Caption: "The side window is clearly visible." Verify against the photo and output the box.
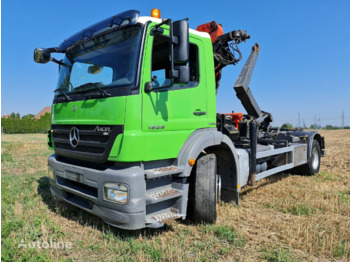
[151,34,199,89]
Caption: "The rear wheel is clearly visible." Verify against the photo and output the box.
[298,140,321,175]
[194,154,218,223]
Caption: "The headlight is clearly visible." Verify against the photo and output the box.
[103,183,129,204]
[48,166,54,180]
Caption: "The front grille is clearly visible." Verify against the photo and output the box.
[57,176,98,198]
[64,191,93,210]
[52,124,123,163]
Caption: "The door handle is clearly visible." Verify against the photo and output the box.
[193,111,206,116]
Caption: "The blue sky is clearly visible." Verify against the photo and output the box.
[2,0,350,127]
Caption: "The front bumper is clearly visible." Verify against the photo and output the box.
[48,154,146,230]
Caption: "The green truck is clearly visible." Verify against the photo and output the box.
[34,9,325,230]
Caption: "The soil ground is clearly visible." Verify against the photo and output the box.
[1,130,349,261]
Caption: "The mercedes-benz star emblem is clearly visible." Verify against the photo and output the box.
[69,127,80,148]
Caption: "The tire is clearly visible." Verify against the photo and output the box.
[194,154,218,223]
[298,140,321,176]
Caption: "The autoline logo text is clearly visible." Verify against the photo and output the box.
[18,239,72,249]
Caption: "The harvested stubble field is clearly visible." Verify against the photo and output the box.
[1,130,349,261]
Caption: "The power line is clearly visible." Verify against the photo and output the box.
[273,117,350,122]
[297,112,301,128]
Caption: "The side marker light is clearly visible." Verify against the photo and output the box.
[189,158,195,166]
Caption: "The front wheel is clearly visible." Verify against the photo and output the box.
[194,154,218,223]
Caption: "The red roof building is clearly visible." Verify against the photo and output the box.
[34,106,51,119]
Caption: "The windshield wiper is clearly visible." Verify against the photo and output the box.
[74,82,103,91]
[91,85,111,98]
[54,89,72,102]
[73,82,111,99]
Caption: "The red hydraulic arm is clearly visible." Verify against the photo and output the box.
[196,21,250,91]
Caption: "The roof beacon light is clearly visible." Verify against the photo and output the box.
[151,9,161,19]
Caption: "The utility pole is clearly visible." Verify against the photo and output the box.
[297,112,301,128]
[319,113,321,129]
[342,110,344,129]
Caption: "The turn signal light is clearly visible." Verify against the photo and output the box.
[151,9,161,19]
[48,166,54,180]
[189,158,195,166]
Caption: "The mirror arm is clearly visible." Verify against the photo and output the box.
[154,19,171,29]
[47,47,61,53]
[169,19,175,85]
[50,58,70,68]
[150,27,164,35]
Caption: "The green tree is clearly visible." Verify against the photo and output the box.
[9,112,20,118]
[310,124,321,130]
[281,123,293,129]
[2,113,51,134]
[22,114,35,119]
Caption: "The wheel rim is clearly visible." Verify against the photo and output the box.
[216,174,221,203]
[311,147,319,170]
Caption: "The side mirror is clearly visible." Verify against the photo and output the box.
[144,81,153,93]
[34,48,51,63]
[173,20,189,63]
[173,65,189,84]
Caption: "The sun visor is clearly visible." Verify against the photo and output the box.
[59,10,140,51]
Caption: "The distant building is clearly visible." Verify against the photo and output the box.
[34,106,51,119]
[2,114,9,119]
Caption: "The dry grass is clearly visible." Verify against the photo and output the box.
[1,131,350,261]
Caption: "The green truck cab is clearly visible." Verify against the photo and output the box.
[35,10,325,230]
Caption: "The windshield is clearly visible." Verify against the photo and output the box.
[55,24,143,101]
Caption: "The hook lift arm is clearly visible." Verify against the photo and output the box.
[197,22,273,129]
[233,43,273,129]
[212,30,272,129]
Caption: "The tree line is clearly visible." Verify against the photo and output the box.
[2,113,51,134]
[2,115,349,134]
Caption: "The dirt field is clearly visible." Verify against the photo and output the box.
[1,130,349,261]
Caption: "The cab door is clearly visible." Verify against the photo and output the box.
[140,26,210,160]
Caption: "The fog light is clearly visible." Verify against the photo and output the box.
[48,166,54,180]
[103,183,129,204]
